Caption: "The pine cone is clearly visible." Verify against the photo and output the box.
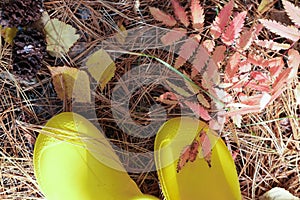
[12,28,46,79]
[0,0,44,28]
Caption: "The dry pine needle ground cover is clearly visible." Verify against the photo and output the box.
[1,0,300,199]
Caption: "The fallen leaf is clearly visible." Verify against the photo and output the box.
[259,187,299,200]
[190,0,205,30]
[48,66,91,103]
[116,24,128,44]
[160,28,187,45]
[1,26,18,44]
[44,18,80,57]
[149,7,177,27]
[86,49,116,91]
[175,36,199,68]
[255,39,290,51]
[171,0,189,27]
[282,0,300,27]
[184,101,211,121]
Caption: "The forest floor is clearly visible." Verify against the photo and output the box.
[0,0,300,199]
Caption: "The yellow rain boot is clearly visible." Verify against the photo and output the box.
[154,117,242,200]
[33,112,158,200]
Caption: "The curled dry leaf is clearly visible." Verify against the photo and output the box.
[48,66,91,103]
[86,49,116,91]
[44,18,80,57]
[259,187,299,200]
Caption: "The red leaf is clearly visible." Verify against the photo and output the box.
[175,36,199,68]
[267,57,284,77]
[225,52,241,80]
[171,0,189,27]
[192,45,210,76]
[272,68,292,92]
[160,28,187,45]
[149,7,177,27]
[190,0,205,30]
[255,39,290,51]
[246,82,271,92]
[198,130,212,167]
[177,145,193,172]
[212,45,226,67]
[221,11,247,46]
[210,0,234,39]
[237,24,263,50]
[259,19,300,42]
[184,101,212,121]
[282,0,300,27]
[156,92,179,105]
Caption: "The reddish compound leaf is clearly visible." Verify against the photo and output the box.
[267,57,284,77]
[225,52,241,80]
[210,0,234,39]
[175,36,199,68]
[161,28,187,45]
[221,11,247,46]
[149,7,177,27]
[212,45,226,67]
[191,45,210,76]
[259,19,300,42]
[190,0,205,30]
[255,39,290,51]
[199,130,212,167]
[237,24,263,50]
[171,0,189,27]
[184,101,212,121]
[282,0,300,27]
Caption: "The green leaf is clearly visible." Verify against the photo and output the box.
[86,49,116,91]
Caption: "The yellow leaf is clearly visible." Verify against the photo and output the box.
[48,66,91,103]
[1,26,18,44]
[116,24,128,44]
[86,49,116,91]
[44,18,79,57]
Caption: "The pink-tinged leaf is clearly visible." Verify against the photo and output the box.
[215,88,233,103]
[267,57,284,77]
[177,145,193,172]
[237,24,263,50]
[184,101,212,121]
[247,54,265,67]
[161,28,187,45]
[259,19,300,41]
[225,52,241,79]
[239,60,252,73]
[149,7,177,26]
[246,82,271,92]
[191,45,210,76]
[156,92,179,105]
[295,84,300,105]
[190,0,205,30]
[282,0,300,27]
[240,93,271,110]
[255,39,290,51]
[287,49,300,80]
[272,68,292,92]
[202,39,215,52]
[250,71,270,83]
[210,0,234,39]
[175,36,199,68]
[231,113,242,128]
[221,11,247,46]
[171,0,189,27]
[198,130,212,167]
[212,45,226,68]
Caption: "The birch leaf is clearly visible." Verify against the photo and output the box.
[44,18,80,57]
[86,49,116,91]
